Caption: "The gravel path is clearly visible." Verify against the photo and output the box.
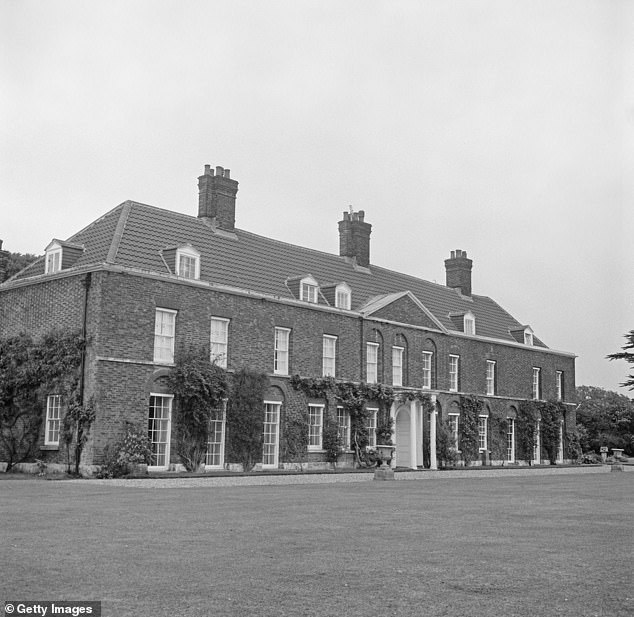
[55,464,629,489]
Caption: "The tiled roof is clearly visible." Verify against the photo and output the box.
[8,200,547,348]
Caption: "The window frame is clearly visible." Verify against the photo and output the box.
[486,360,496,396]
[45,245,62,274]
[262,401,281,468]
[175,245,201,280]
[556,371,563,401]
[478,415,488,452]
[300,276,319,303]
[274,327,290,375]
[308,404,324,451]
[366,342,379,384]
[449,354,460,392]
[392,346,404,387]
[506,417,515,463]
[334,283,351,310]
[153,308,177,364]
[45,394,62,446]
[337,406,351,451]
[532,367,541,400]
[322,335,337,377]
[448,413,459,450]
[148,393,173,470]
[205,407,226,469]
[464,312,476,336]
[366,408,378,448]
[421,351,433,390]
[210,317,230,368]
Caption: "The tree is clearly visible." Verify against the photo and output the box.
[607,330,634,390]
[168,347,228,472]
[575,385,634,455]
[1,252,40,282]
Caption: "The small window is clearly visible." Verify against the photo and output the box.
[308,404,324,450]
[478,415,488,452]
[45,243,62,274]
[323,335,337,377]
[335,284,351,310]
[176,246,200,280]
[524,328,534,346]
[274,328,290,375]
[210,317,229,368]
[449,355,460,392]
[486,360,496,396]
[422,351,433,389]
[366,408,378,448]
[154,309,176,364]
[366,342,379,384]
[392,346,404,387]
[300,277,319,303]
[532,367,541,400]
[337,406,350,450]
[45,394,62,446]
[464,312,476,336]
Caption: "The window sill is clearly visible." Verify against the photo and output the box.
[40,444,59,451]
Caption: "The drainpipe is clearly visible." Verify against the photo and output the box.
[75,272,92,474]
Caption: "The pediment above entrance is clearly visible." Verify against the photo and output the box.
[360,291,446,331]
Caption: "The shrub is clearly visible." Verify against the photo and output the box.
[95,426,152,479]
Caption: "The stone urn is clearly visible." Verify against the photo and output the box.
[375,444,396,468]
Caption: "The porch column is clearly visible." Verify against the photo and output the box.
[409,399,418,469]
[429,394,438,470]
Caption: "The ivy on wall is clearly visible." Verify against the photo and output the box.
[168,347,229,472]
[0,331,87,472]
[458,395,482,466]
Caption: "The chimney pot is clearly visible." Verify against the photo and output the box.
[198,165,239,230]
[339,209,372,267]
[445,249,473,296]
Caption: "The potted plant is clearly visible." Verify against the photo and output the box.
[375,416,395,468]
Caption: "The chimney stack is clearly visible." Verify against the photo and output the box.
[445,249,473,296]
[338,209,372,268]
[198,165,239,230]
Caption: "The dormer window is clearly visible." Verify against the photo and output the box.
[176,245,200,280]
[300,276,319,303]
[464,312,476,336]
[335,283,351,310]
[45,243,62,274]
[524,327,534,346]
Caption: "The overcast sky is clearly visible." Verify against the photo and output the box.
[1,0,632,395]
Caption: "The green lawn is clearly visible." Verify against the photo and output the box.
[0,473,632,617]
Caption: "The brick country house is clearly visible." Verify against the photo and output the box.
[0,165,576,472]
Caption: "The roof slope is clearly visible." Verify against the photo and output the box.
[9,201,546,347]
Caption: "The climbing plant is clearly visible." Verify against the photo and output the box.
[225,368,270,472]
[458,395,482,465]
[168,347,229,472]
[516,402,539,464]
[0,331,86,472]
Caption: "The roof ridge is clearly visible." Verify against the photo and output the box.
[106,201,133,264]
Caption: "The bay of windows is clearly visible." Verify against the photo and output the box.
[486,360,496,396]
[337,406,350,450]
[478,415,488,452]
[532,367,541,400]
[366,408,378,448]
[148,394,172,469]
[262,402,281,467]
[448,413,459,450]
